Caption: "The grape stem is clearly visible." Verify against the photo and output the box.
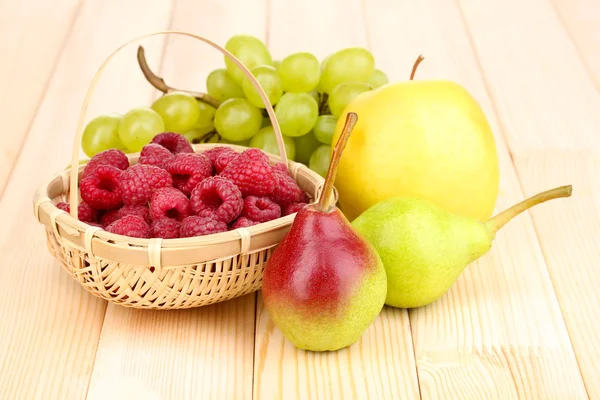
[410,55,425,80]
[137,46,221,108]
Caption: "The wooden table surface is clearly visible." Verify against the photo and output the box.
[1,0,599,399]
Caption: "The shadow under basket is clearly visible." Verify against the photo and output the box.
[34,144,331,309]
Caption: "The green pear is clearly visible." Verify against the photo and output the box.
[351,185,572,308]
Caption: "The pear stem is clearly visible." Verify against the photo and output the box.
[316,112,359,212]
[410,55,425,80]
[137,46,221,108]
[484,185,573,235]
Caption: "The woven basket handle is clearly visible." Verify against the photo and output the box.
[69,30,286,218]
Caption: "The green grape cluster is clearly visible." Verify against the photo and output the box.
[81,34,389,178]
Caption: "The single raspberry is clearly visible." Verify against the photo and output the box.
[202,147,236,167]
[214,151,239,173]
[119,164,173,205]
[220,149,276,197]
[56,201,99,223]
[190,176,243,223]
[149,187,191,222]
[118,204,151,224]
[151,132,193,154]
[105,215,151,238]
[82,149,129,179]
[230,217,259,229]
[166,153,212,196]
[139,143,174,169]
[80,165,123,210]
[271,163,307,206]
[99,209,120,227]
[241,196,281,222]
[180,216,227,237]
[150,218,181,239]
[284,202,307,216]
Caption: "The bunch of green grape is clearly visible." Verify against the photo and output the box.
[81,34,388,177]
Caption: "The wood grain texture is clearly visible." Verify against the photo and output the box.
[458,0,600,397]
[86,1,266,399]
[0,1,173,398]
[0,0,81,197]
[551,0,600,89]
[366,0,587,398]
[253,1,420,399]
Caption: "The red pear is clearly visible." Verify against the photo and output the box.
[262,113,387,352]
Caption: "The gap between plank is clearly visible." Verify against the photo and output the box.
[452,1,592,398]
[81,3,177,399]
[0,0,85,203]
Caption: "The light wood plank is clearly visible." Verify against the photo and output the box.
[514,154,600,398]
[551,0,600,88]
[87,295,256,400]
[86,1,266,399]
[253,1,420,399]
[0,0,81,197]
[456,0,600,155]
[366,0,588,398]
[458,0,600,397]
[0,1,173,398]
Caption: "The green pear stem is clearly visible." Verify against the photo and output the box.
[316,112,359,213]
[484,185,573,235]
[410,55,425,80]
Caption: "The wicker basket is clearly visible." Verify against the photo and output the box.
[32,31,332,310]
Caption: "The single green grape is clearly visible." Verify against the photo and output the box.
[313,115,338,144]
[320,48,375,93]
[224,34,273,84]
[81,113,127,157]
[279,52,320,93]
[294,131,321,165]
[151,92,200,133]
[328,82,372,117]
[309,145,331,177]
[368,69,389,88]
[118,107,165,152]
[214,98,262,142]
[274,93,319,137]
[206,69,245,102]
[250,126,296,160]
[193,101,216,131]
[242,65,283,108]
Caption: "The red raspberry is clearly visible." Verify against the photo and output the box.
[106,215,151,238]
[139,143,174,169]
[150,218,181,239]
[150,187,191,222]
[231,217,259,229]
[99,209,120,227]
[180,216,227,237]
[220,149,276,197]
[214,151,239,173]
[80,165,123,210]
[82,149,129,179]
[284,202,307,216]
[118,204,151,223]
[119,164,173,205]
[56,201,99,223]
[151,132,193,154]
[241,196,281,223]
[271,163,308,206]
[190,176,243,223]
[203,147,236,167]
[166,153,212,196]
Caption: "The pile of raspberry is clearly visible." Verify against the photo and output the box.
[57,132,309,239]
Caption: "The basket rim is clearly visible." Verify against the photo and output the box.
[34,143,333,268]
